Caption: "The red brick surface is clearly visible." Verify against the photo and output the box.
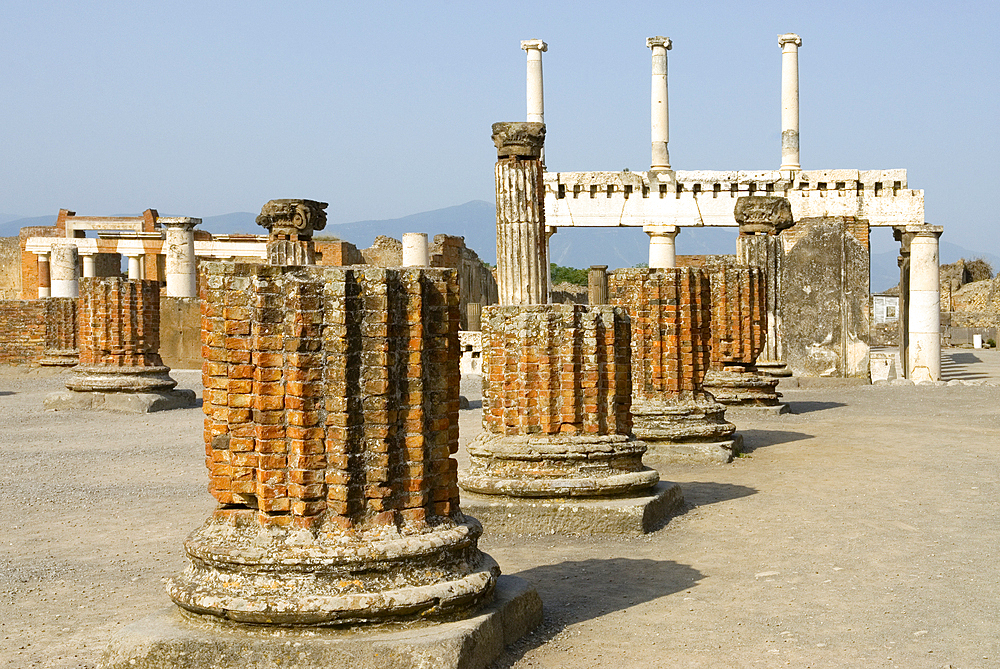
[78,278,163,368]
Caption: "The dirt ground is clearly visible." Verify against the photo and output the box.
[2,350,999,669]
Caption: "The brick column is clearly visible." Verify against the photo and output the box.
[610,268,740,463]
[702,263,782,407]
[66,278,177,392]
[38,298,79,367]
[36,252,50,298]
[168,262,498,625]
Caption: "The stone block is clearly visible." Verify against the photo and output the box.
[44,389,198,414]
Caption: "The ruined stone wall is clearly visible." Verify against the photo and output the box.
[78,278,163,367]
[480,304,631,437]
[200,263,461,530]
[315,240,364,266]
[360,235,403,267]
[0,300,48,364]
[159,297,201,369]
[0,237,22,300]
[609,268,712,399]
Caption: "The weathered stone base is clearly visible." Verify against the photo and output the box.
[44,389,197,413]
[460,481,683,535]
[755,360,793,378]
[66,365,178,392]
[38,348,79,366]
[703,367,781,407]
[632,397,741,464]
[98,575,542,669]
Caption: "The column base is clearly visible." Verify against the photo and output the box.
[44,389,197,413]
[38,348,79,367]
[632,396,742,464]
[66,365,178,392]
[460,432,659,498]
[460,480,683,536]
[97,575,542,669]
[703,367,781,406]
[754,360,793,378]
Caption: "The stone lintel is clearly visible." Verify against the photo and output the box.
[896,224,943,237]
[460,481,683,536]
[97,576,542,669]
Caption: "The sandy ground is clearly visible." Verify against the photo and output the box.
[1,350,999,669]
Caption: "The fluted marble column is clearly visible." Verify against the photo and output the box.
[588,265,608,305]
[904,225,944,382]
[647,36,672,172]
[779,33,802,172]
[493,121,549,305]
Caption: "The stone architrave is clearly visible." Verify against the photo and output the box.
[701,262,784,409]
[610,267,741,464]
[256,198,328,266]
[45,278,195,412]
[99,263,541,669]
[736,196,794,378]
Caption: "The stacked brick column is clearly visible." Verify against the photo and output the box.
[39,298,79,367]
[609,268,739,463]
[461,304,657,497]
[66,278,177,392]
[702,263,781,406]
[168,262,498,625]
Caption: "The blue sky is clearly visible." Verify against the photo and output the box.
[1,1,996,255]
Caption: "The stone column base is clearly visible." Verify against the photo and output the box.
[703,367,781,406]
[632,397,742,464]
[461,480,684,535]
[755,359,793,378]
[38,348,79,367]
[98,575,542,669]
[44,389,197,414]
[460,433,659,498]
[66,365,178,392]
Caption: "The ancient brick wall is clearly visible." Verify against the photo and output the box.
[200,263,461,530]
[609,268,712,399]
[44,298,78,353]
[0,301,47,364]
[315,240,364,266]
[480,304,631,437]
[19,225,61,300]
[78,278,163,367]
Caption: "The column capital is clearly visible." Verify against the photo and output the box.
[520,39,547,52]
[647,36,672,50]
[159,216,202,230]
[778,33,802,48]
[643,224,680,237]
[898,224,943,239]
[492,121,545,158]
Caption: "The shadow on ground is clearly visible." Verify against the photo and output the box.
[738,429,814,454]
[941,353,989,380]
[787,401,846,414]
[676,481,757,507]
[491,557,703,668]
[0,391,14,397]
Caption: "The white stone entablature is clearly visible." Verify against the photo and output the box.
[25,235,268,260]
[544,168,923,228]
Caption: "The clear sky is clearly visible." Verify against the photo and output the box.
[1,1,997,254]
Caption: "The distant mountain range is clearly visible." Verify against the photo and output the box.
[3,202,997,293]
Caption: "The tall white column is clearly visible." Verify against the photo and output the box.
[402,232,429,267]
[81,254,96,278]
[778,33,802,172]
[521,39,547,124]
[647,36,672,172]
[127,255,142,280]
[37,252,51,298]
[162,217,200,297]
[906,225,944,382]
[645,225,679,269]
[50,244,79,298]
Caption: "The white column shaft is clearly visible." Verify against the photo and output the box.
[401,232,430,267]
[526,49,544,123]
[165,225,198,297]
[648,38,671,171]
[127,255,142,280]
[908,233,941,382]
[647,227,679,269]
[49,245,79,298]
[82,255,96,278]
[779,34,802,171]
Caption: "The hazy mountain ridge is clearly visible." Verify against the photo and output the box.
[3,202,995,291]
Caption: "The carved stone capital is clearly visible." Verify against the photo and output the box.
[492,122,545,159]
[778,33,802,48]
[646,36,672,50]
[256,199,328,238]
[734,196,794,235]
[520,39,547,52]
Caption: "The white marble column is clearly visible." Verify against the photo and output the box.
[402,232,430,267]
[50,244,79,298]
[127,255,143,280]
[81,254,97,278]
[521,39,547,124]
[36,252,51,298]
[645,224,679,269]
[647,36,672,171]
[905,225,944,382]
[778,33,802,172]
[162,217,200,297]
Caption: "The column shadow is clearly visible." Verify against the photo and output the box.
[785,401,845,414]
[738,429,814,454]
[490,557,703,668]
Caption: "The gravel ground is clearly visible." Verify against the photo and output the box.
[2,350,999,669]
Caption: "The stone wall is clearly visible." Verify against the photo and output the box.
[0,237,21,300]
[360,235,403,267]
[159,297,201,369]
[0,300,47,364]
[200,262,462,529]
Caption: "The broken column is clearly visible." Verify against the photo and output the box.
[402,232,430,266]
[901,224,944,381]
[257,198,327,266]
[702,262,784,410]
[778,33,802,172]
[50,244,79,298]
[588,265,608,305]
[736,196,794,378]
[45,278,195,412]
[610,267,740,463]
[162,217,200,298]
[460,122,679,535]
